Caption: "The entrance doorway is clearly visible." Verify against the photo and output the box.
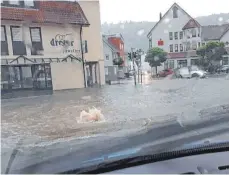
[86,62,98,87]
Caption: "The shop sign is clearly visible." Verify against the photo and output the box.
[50,34,81,54]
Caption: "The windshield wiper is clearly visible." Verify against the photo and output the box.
[61,142,229,174]
[5,139,23,174]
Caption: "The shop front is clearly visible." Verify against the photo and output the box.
[1,62,52,94]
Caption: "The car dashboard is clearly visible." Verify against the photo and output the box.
[106,151,229,174]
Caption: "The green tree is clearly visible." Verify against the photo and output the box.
[145,47,167,74]
[196,41,226,70]
[113,57,124,66]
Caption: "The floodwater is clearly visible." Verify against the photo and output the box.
[2,76,229,149]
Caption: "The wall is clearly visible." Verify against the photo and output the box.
[51,62,84,90]
[149,5,191,53]
[103,42,114,67]
[78,0,105,85]
[1,20,81,60]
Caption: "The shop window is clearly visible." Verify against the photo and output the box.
[177,60,187,68]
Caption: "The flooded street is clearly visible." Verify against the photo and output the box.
[2,76,229,149]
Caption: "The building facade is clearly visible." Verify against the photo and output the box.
[147,3,229,72]
[103,34,128,83]
[1,0,105,94]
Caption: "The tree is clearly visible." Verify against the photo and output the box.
[145,47,167,75]
[196,41,226,71]
[113,57,124,66]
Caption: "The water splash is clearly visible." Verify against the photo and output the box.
[77,107,105,123]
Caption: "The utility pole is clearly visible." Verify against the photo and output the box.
[131,48,137,86]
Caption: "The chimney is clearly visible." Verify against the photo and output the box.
[160,12,162,20]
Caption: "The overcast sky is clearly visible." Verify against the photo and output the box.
[100,0,229,24]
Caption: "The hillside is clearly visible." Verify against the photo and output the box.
[101,13,229,52]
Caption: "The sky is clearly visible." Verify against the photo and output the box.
[99,0,229,24]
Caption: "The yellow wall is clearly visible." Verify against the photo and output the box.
[78,0,105,85]
[51,61,84,90]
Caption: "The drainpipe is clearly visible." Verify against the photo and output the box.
[80,25,87,88]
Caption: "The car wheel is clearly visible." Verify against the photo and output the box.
[191,73,199,78]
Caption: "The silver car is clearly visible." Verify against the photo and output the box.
[177,66,207,78]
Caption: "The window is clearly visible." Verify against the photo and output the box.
[177,60,187,68]
[179,31,183,39]
[222,58,229,65]
[105,67,108,75]
[175,44,178,52]
[191,59,199,66]
[180,44,183,52]
[149,38,152,48]
[169,44,173,52]
[1,26,9,55]
[9,0,19,5]
[10,26,26,55]
[105,54,109,60]
[24,0,34,7]
[192,41,197,50]
[173,6,178,18]
[169,32,173,40]
[174,32,178,40]
[192,29,196,37]
[186,42,191,51]
[198,42,201,48]
[30,27,43,55]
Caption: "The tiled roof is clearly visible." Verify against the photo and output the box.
[0,1,89,25]
[182,18,201,30]
[201,24,229,41]
[102,36,119,52]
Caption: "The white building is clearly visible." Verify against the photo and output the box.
[1,0,105,95]
[147,3,229,72]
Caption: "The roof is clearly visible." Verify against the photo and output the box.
[201,24,229,41]
[182,18,201,30]
[0,1,89,25]
[147,2,193,38]
[103,33,124,42]
[102,36,119,52]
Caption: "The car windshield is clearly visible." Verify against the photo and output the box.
[1,0,229,173]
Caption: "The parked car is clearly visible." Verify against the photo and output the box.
[177,66,207,78]
[158,69,173,77]
[217,65,229,73]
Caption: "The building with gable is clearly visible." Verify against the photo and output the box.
[147,3,229,71]
[1,0,105,97]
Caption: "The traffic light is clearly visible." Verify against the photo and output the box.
[133,52,137,58]
[128,52,132,60]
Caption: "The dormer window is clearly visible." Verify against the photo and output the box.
[173,6,178,18]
